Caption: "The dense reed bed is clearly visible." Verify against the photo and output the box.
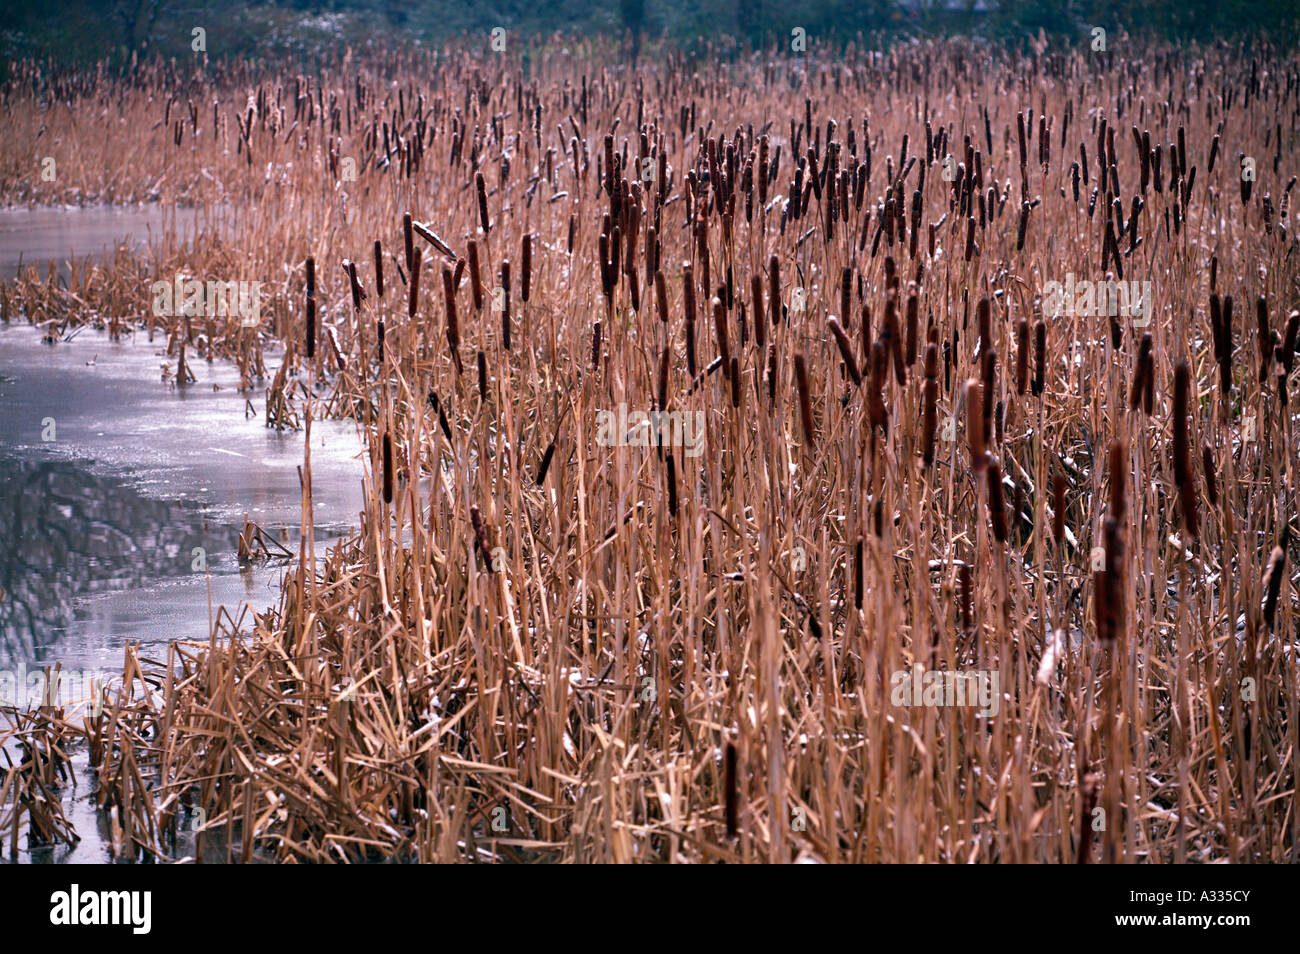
[3,34,1300,862]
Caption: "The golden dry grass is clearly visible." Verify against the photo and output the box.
[2,34,1299,862]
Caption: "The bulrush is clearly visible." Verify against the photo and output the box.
[1032,320,1046,396]
[712,296,731,378]
[987,456,1008,543]
[840,267,852,329]
[965,379,985,471]
[24,38,1300,867]
[867,340,888,433]
[922,342,939,466]
[413,221,455,260]
[1257,295,1271,383]
[344,259,364,311]
[521,233,533,304]
[476,172,491,234]
[382,430,393,504]
[683,264,698,376]
[981,349,996,448]
[1283,310,1300,375]
[1172,362,1199,539]
[537,436,557,486]
[599,232,613,301]
[905,291,919,366]
[794,352,816,449]
[304,256,316,360]
[829,318,861,386]
[977,297,991,354]
[1130,333,1153,412]
[1094,439,1128,642]
[750,273,766,351]
[441,264,462,374]
[466,240,483,313]
[1262,545,1287,630]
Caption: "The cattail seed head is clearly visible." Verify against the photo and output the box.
[467,240,483,312]
[922,343,940,466]
[1263,545,1287,630]
[537,434,557,486]
[794,352,816,449]
[1032,320,1046,396]
[1130,333,1153,411]
[441,265,461,373]
[683,265,698,377]
[476,172,491,233]
[829,318,861,387]
[1173,362,1199,538]
[521,233,532,303]
[305,296,316,360]
[344,259,364,311]
[987,456,1008,543]
[713,296,731,375]
[382,431,393,504]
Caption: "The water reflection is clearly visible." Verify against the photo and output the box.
[0,451,233,660]
[0,323,363,674]
[0,205,202,281]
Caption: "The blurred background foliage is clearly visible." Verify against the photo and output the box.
[2,0,1296,66]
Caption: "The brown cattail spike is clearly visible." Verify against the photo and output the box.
[794,353,816,450]
[1172,362,1199,539]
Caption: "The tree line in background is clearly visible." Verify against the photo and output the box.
[2,0,1297,67]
